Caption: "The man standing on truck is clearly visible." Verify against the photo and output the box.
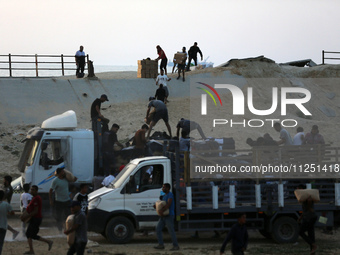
[146,98,172,139]
[3,175,19,240]
[49,168,70,233]
[176,118,206,140]
[274,122,293,145]
[90,94,109,132]
[102,123,124,175]
[220,213,248,255]
[154,183,179,251]
[133,124,150,158]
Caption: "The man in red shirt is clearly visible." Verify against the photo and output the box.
[155,45,168,75]
[24,185,53,254]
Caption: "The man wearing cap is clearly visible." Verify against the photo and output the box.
[145,98,172,139]
[64,201,88,255]
[90,94,109,132]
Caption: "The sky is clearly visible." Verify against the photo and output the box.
[1,0,340,66]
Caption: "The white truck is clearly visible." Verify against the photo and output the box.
[17,111,340,244]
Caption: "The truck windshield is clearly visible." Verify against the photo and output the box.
[108,162,137,189]
[18,139,39,172]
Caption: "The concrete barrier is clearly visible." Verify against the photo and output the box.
[0,70,243,125]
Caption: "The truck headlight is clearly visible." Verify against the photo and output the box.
[88,197,101,210]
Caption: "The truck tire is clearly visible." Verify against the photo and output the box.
[105,216,135,244]
[271,216,299,243]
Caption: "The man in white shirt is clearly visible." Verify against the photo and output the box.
[156,69,171,103]
[293,127,305,145]
[20,183,32,233]
[75,45,86,77]
[274,122,293,146]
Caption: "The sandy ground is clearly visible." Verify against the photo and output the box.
[3,214,340,255]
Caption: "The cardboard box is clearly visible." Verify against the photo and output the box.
[294,189,320,202]
[173,52,187,64]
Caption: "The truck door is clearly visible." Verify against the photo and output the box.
[123,163,164,226]
[34,139,65,192]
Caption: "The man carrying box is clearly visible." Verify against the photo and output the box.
[175,47,187,82]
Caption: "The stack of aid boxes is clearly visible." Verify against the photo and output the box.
[137,59,158,78]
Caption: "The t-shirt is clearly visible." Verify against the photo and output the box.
[158,50,167,59]
[101,175,115,187]
[162,192,175,216]
[74,210,88,243]
[134,129,147,149]
[156,74,169,86]
[148,100,167,112]
[103,131,118,152]
[155,87,166,102]
[0,201,12,230]
[73,193,88,213]
[27,195,42,219]
[293,132,305,145]
[91,98,102,119]
[279,128,293,145]
[21,192,33,208]
[51,177,70,202]
[220,223,248,253]
[188,45,203,58]
[304,133,325,145]
[75,50,86,65]
[4,185,13,203]
[179,137,190,152]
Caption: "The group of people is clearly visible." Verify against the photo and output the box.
[155,42,203,78]
[247,123,325,148]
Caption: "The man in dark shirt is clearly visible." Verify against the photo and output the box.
[220,213,248,255]
[90,94,109,131]
[73,184,89,215]
[146,98,172,139]
[155,84,166,102]
[176,118,206,140]
[186,42,203,71]
[103,124,124,175]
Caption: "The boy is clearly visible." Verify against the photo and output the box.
[73,184,89,215]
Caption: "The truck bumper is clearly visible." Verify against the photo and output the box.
[87,208,111,233]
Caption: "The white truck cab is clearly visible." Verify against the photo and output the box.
[87,156,172,244]
[18,111,94,193]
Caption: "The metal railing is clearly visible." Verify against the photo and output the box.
[322,50,340,64]
[0,54,89,77]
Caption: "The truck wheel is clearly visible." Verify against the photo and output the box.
[271,216,299,243]
[105,216,134,244]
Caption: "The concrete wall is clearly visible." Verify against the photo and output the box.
[0,71,243,125]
